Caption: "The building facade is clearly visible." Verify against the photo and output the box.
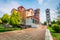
[26,16,38,28]
[11,6,40,27]
[18,6,26,24]
[26,8,34,17]
[26,8,40,27]
[34,9,40,24]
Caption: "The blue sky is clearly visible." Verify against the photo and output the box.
[0,0,60,23]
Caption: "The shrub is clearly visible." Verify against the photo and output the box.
[48,26,55,33]
[43,22,47,25]
[48,24,52,27]
[0,24,21,32]
[0,28,5,32]
[57,19,60,24]
[0,19,2,24]
[52,24,60,33]
[5,28,15,31]
[51,20,56,24]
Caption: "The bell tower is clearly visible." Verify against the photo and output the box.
[46,9,51,25]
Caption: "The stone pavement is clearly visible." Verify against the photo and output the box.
[0,25,46,40]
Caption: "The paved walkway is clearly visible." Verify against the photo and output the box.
[0,25,46,40]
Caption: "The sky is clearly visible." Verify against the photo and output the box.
[0,0,60,23]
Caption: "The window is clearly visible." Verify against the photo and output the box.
[32,19,35,23]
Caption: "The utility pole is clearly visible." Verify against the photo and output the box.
[45,9,51,25]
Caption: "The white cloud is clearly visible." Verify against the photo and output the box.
[0,1,20,17]
[40,9,57,23]
[50,10,57,20]
[40,11,46,23]
[37,0,43,5]
[38,0,58,23]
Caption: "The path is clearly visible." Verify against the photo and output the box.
[0,25,47,40]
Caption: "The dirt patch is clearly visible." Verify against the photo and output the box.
[53,37,58,40]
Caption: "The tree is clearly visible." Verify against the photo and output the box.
[10,9,21,26]
[2,14,10,23]
[43,21,47,25]
[57,19,60,24]
[51,20,56,24]
[52,24,60,33]
[0,19,2,24]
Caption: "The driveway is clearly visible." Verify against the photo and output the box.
[0,25,47,40]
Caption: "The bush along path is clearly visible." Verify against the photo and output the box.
[48,24,60,40]
[0,24,21,32]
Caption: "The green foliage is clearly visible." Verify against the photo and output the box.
[57,19,60,24]
[48,24,52,27]
[0,24,5,32]
[0,24,21,32]
[0,27,21,32]
[5,28,15,31]
[10,10,21,26]
[2,14,10,23]
[52,24,60,33]
[0,19,2,24]
[48,20,60,33]
[52,33,60,40]
[43,21,47,25]
[51,20,56,24]
[48,27,55,33]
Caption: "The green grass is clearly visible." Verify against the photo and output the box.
[48,26,60,40]
[0,24,5,32]
[51,33,60,40]
[0,24,21,32]
[0,24,5,28]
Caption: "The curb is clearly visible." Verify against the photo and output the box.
[45,29,53,40]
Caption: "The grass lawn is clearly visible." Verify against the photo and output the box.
[52,33,60,40]
[48,27,60,40]
[0,24,21,32]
